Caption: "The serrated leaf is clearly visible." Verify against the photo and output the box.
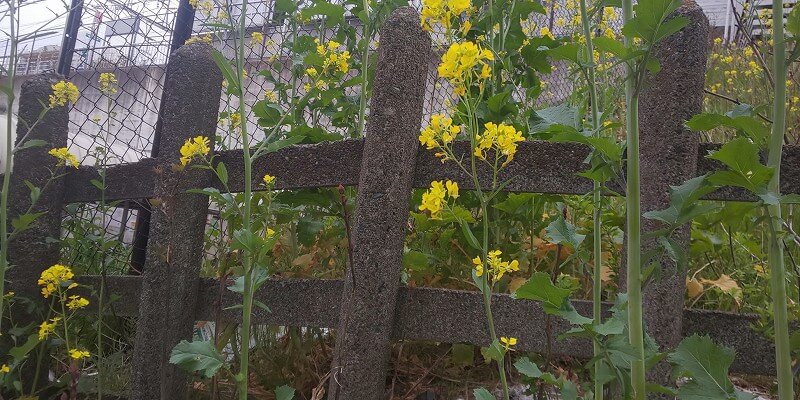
[169,340,226,378]
[514,272,572,315]
[275,385,295,400]
[706,138,773,194]
[667,335,742,400]
[545,214,585,249]
[481,339,504,362]
[514,357,543,378]
[474,387,497,400]
[529,103,579,133]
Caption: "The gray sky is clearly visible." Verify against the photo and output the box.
[0,0,72,50]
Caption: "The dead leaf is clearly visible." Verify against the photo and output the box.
[685,277,704,298]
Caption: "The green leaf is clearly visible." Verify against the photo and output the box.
[788,4,800,37]
[667,335,744,400]
[15,139,48,151]
[622,0,684,44]
[169,340,226,378]
[545,213,585,249]
[473,388,497,400]
[643,175,719,226]
[706,138,773,194]
[8,334,39,361]
[593,36,627,59]
[262,135,305,154]
[513,272,571,314]
[514,357,543,378]
[529,103,579,133]
[480,339,504,362]
[402,250,429,272]
[211,50,239,95]
[300,1,345,25]
[216,162,228,185]
[11,212,46,233]
[275,0,298,14]
[275,385,296,400]
[459,220,482,251]
[685,112,768,145]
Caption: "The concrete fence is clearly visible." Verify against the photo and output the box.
[6,5,799,399]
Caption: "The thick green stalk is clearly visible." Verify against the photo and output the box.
[235,1,255,399]
[0,0,19,335]
[577,0,604,397]
[767,0,793,396]
[621,0,645,396]
[357,0,370,137]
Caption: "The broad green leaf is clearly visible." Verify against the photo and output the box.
[481,339,505,362]
[300,2,345,25]
[514,357,543,378]
[402,250,429,272]
[529,103,579,133]
[593,36,627,59]
[474,387,497,400]
[685,112,768,145]
[788,4,800,37]
[513,272,571,314]
[8,334,39,360]
[545,214,585,249]
[216,162,228,185]
[643,175,719,226]
[11,212,46,233]
[667,334,747,400]
[275,385,296,400]
[706,138,773,194]
[169,340,226,378]
[622,0,684,44]
[275,0,299,14]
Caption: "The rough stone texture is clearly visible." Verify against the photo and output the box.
[6,74,70,392]
[128,43,222,400]
[326,7,431,400]
[61,140,800,203]
[635,2,709,389]
[7,75,70,297]
[80,276,778,375]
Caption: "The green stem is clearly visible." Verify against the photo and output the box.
[480,200,509,400]
[0,0,19,335]
[577,0,604,397]
[622,0,645,395]
[357,0,370,137]
[235,1,254,399]
[768,0,793,396]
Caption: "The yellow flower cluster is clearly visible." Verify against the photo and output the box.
[304,39,351,92]
[420,0,471,32]
[179,136,211,166]
[185,34,212,45]
[39,317,60,340]
[38,264,75,298]
[419,113,461,159]
[69,349,91,360]
[250,31,264,47]
[419,180,459,220]
[49,80,79,108]
[474,122,524,166]
[473,250,519,281]
[263,174,276,186]
[99,72,118,95]
[264,90,278,103]
[48,147,80,169]
[438,41,493,96]
[66,295,90,310]
[189,0,213,15]
[0,364,8,374]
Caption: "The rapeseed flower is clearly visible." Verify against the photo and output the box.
[179,136,211,166]
[438,41,493,96]
[49,81,79,108]
[48,147,80,168]
[263,174,276,186]
[474,122,524,166]
[420,0,472,32]
[419,180,459,219]
[38,317,60,340]
[99,73,118,95]
[473,250,519,281]
[66,295,89,311]
[38,264,75,298]
[68,349,90,360]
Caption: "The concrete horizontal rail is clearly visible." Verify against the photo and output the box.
[75,275,774,376]
[61,140,800,203]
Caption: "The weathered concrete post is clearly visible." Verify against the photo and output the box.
[6,75,70,391]
[129,43,222,399]
[638,1,709,387]
[327,7,430,399]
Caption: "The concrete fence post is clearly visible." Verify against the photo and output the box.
[637,1,709,387]
[129,43,223,399]
[327,7,431,399]
[6,74,70,391]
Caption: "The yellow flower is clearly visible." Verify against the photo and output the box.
[265,90,278,103]
[179,136,211,166]
[472,256,483,276]
[420,181,448,219]
[38,264,75,298]
[68,349,90,360]
[38,317,60,340]
[418,113,460,156]
[540,27,553,39]
[0,364,8,373]
[98,73,118,95]
[49,80,79,108]
[445,180,459,198]
[66,295,89,310]
[437,41,493,96]
[310,39,351,78]
[266,228,276,239]
[474,122,524,166]
[713,37,722,45]
[48,147,80,169]
[263,174,276,186]
[474,250,519,282]
[500,336,518,350]
[185,34,212,45]
[229,112,242,130]
[421,0,471,31]
[250,31,264,47]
